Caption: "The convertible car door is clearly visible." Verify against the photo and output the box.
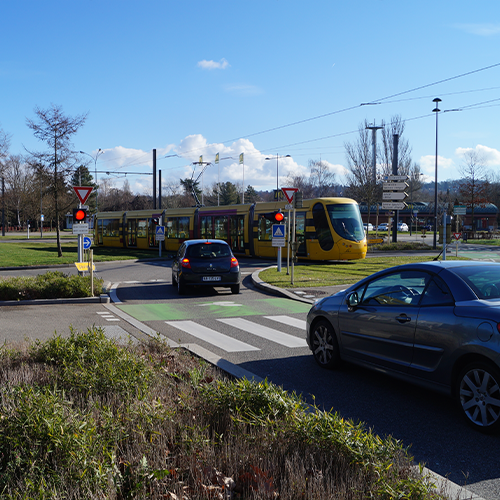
[338,270,430,373]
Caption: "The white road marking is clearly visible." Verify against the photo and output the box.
[165,320,260,352]
[217,318,307,348]
[265,315,307,330]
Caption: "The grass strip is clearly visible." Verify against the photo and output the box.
[259,255,458,288]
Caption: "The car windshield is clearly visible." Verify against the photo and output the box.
[326,204,364,242]
[451,266,500,299]
[186,243,231,259]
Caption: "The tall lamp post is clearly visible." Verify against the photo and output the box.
[432,98,441,250]
[265,154,291,195]
[80,149,104,212]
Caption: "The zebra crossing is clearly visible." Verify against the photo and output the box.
[165,315,308,352]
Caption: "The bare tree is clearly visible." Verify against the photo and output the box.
[344,121,378,222]
[26,104,87,256]
[309,160,336,197]
[378,115,413,177]
[458,150,489,234]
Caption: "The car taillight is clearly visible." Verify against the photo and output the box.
[181,258,191,269]
[231,257,239,268]
[497,323,500,334]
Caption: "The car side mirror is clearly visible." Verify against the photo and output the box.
[346,291,359,311]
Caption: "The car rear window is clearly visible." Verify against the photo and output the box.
[186,243,231,258]
[451,266,500,299]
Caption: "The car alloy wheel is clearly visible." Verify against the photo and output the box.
[311,320,340,369]
[457,363,500,433]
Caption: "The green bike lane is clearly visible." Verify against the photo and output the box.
[115,296,311,322]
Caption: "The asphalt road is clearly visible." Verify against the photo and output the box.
[1,252,500,499]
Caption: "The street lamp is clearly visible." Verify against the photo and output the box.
[265,154,291,193]
[80,149,104,212]
[432,98,441,250]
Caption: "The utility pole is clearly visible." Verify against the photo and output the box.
[366,123,383,183]
[392,134,399,243]
[153,149,157,210]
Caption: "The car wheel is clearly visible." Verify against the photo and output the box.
[177,276,186,295]
[457,362,500,433]
[310,320,340,369]
[231,284,240,294]
[171,270,177,286]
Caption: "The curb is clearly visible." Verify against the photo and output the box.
[0,294,110,307]
[250,267,316,304]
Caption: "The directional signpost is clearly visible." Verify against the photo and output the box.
[382,176,408,242]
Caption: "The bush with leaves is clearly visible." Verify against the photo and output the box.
[0,270,103,301]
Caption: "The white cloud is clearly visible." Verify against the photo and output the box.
[455,145,500,166]
[455,23,500,36]
[98,136,351,194]
[419,154,455,177]
[197,58,230,70]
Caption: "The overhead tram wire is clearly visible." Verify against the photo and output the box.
[93,62,500,172]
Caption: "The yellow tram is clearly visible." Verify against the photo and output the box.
[94,197,367,261]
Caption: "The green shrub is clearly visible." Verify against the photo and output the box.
[0,270,104,301]
[0,385,114,492]
[32,326,153,397]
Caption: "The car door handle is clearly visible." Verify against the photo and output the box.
[396,314,411,323]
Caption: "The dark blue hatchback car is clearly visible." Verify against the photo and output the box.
[171,239,241,295]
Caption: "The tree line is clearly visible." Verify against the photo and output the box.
[0,105,499,257]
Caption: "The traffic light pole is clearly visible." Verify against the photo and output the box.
[78,203,83,264]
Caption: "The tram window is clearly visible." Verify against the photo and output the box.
[103,219,120,237]
[229,215,245,252]
[326,204,364,242]
[295,212,306,255]
[200,216,213,239]
[166,218,177,239]
[258,215,272,241]
[214,215,228,239]
[137,219,147,238]
[178,217,189,239]
[312,204,333,251]
[165,217,189,239]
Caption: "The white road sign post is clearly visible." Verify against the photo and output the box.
[281,187,297,275]
[155,225,165,257]
[272,224,285,272]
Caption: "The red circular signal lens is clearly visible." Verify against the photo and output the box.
[274,211,284,222]
[74,209,86,221]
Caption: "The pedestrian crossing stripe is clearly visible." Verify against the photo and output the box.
[165,315,307,352]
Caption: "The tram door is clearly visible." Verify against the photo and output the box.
[127,219,137,247]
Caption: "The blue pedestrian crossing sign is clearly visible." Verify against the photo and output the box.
[272,224,286,247]
[155,225,165,241]
[272,224,285,238]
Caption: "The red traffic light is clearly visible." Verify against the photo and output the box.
[73,208,87,222]
[274,210,284,222]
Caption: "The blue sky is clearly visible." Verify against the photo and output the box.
[2,0,500,195]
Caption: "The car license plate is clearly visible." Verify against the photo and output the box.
[202,276,221,281]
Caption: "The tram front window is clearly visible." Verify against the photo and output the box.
[326,204,364,242]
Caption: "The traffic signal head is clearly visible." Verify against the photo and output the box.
[73,208,87,223]
[274,210,284,223]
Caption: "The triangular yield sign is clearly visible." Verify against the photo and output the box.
[281,187,298,204]
[73,186,93,205]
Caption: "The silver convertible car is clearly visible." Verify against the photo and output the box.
[306,261,500,433]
